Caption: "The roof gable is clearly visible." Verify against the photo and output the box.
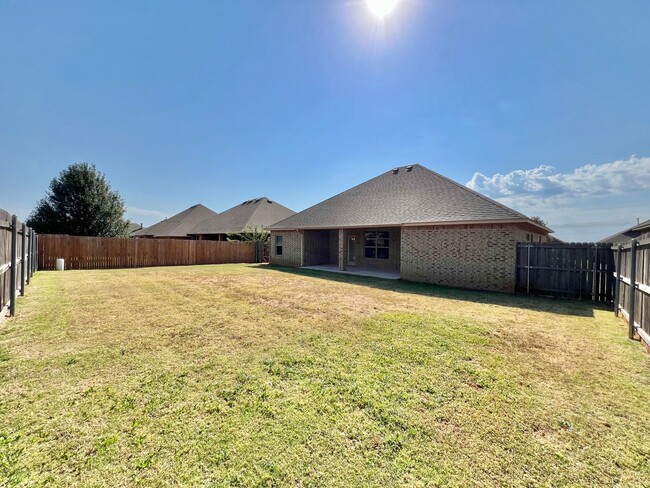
[190,198,296,235]
[270,164,547,231]
[135,204,218,237]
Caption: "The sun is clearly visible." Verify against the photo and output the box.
[366,0,400,19]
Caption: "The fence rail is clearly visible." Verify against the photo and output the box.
[614,235,650,345]
[0,208,38,323]
[38,234,257,270]
[516,242,615,301]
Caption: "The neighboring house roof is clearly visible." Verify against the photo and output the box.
[190,197,296,235]
[599,219,650,244]
[631,219,650,233]
[270,164,552,233]
[133,204,218,238]
[127,222,143,235]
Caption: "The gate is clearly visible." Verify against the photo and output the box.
[516,242,615,301]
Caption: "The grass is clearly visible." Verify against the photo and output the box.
[1,263,650,486]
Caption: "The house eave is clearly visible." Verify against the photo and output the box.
[269,219,552,233]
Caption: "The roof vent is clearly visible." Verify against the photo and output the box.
[255,198,261,203]
[406,165,413,172]
[392,168,399,174]
[267,200,273,204]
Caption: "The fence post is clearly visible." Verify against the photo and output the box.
[20,222,27,296]
[35,232,39,272]
[29,229,34,276]
[9,215,18,316]
[26,228,31,285]
[526,244,531,295]
[614,245,622,316]
[30,230,35,276]
[628,239,637,340]
[591,244,598,301]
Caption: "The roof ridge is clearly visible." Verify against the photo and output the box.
[415,164,530,221]
[270,168,400,228]
[246,197,293,227]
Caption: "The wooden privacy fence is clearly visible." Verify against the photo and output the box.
[613,235,650,345]
[516,242,615,301]
[0,209,38,322]
[38,234,257,270]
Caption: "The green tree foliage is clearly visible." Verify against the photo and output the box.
[529,215,548,227]
[226,225,269,242]
[27,163,129,236]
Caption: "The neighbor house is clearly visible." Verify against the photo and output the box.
[268,164,551,293]
[127,222,144,236]
[600,219,650,244]
[189,197,295,241]
[132,204,218,239]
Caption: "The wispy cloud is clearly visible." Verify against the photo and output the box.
[126,207,167,220]
[467,155,650,203]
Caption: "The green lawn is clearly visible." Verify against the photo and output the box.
[1,264,649,486]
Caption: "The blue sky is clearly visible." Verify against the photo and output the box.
[1,0,649,241]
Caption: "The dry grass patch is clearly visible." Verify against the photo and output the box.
[1,263,649,486]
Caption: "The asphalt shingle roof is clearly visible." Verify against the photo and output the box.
[599,219,650,244]
[127,222,143,234]
[270,164,546,230]
[190,198,296,235]
[631,219,650,232]
[133,204,218,238]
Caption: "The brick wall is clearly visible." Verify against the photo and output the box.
[269,231,302,267]
[272,224,547,292]
[401,224,545,293]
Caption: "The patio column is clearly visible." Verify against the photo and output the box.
[300,231,305,267]
[338,229,347,271]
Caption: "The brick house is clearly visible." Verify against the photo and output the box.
[189,197,296,241]
[268,164,551,293]
[132,204,218,239]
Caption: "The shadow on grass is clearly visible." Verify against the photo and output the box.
[250,264,612,318]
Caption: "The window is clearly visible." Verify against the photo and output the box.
[275,235,283,255]
[364,231,389,259]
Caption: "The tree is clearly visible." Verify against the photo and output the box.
[226,225,269,242]
[529,215,548,227]
[27,163,130,237]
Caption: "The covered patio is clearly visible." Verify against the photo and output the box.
[301,227,401,275]
[301,264,400,280]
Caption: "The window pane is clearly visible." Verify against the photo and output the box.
[377,239,389,247]
[377,247,389,259]
[276,246,283,256]
[364,247,376,258]
[276,235,283,245]
[364,238,376,247]
[377,231,389,239]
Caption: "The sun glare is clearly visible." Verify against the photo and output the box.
[366,0,400,20]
